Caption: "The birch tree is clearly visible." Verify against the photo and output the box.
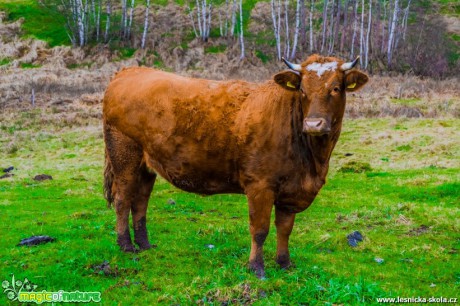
[364,0,372,69]
[239,0,245,59]
[141,0,150,49]
[284,0,290,57]
[290,0,301,59]
[126,0,135,40]
[309,0,315,52]
[190,0,213,41]
[96,0,101,41]
[271,0,282,60]
[359,0,365,66]
[105,0,112,43]
[76,0,85,46]
[387,0,399,66]
[231,0,237,36]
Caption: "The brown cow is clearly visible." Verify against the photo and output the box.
[103,54,368,278]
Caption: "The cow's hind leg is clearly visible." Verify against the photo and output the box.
[104,124,154,252]
[132,167,156,250]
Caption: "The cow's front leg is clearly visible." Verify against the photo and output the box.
[274,207,296,269]
[246,189,274,279]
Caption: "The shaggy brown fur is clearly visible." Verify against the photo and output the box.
[103,54,368,278]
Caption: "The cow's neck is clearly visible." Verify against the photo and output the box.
[291,95,342,191]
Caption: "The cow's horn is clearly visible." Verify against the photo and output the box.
[282,57,302,71]
[340,56,360,71]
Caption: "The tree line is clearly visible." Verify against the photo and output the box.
[40,0,455,77]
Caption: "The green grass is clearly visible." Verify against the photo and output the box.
[204,45,227,54]
[19,62,41,69]
[0,58,12,66]
[255,50,270,64]
[0,0,69,47]
[0,110,459,304]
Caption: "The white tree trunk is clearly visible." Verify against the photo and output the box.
[271,0,281,60]
[359,0,364,65]
[239,0,245,59]
[127,0,135,39]
[225,0,229,36]
[309,0,314,52]
[387,0,399,66]
[105,0,111,43]
[284,0,290,58]
[231,0,237,36]
[202,0,207,41]
[76,0,84,46]
[96,0,101,42]
[402,0,411,40]
[365,0,372,69]
[141,0,150,49]
[290,0,300,59]
[196,0,203,38]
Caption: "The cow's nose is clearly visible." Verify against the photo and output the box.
[306,120,323,128]
[303,118,330,136]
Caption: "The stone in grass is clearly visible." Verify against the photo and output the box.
[374,257,384,264]
[167,198,176,205]
[34,174,53,181]
[17,235,56,246]
[204,244,215,249]
[347,231,364,247]
[3,166,14,173]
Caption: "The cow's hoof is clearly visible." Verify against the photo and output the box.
[249,261,266,279]
[276,254,292,270]
[135,240,152,251]
[120,243,137,253]
[277,260,292,270]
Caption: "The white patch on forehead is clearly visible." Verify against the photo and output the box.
[306,61,338,77]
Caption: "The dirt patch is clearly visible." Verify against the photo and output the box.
[339,161,373,173]
[201,283,265,305]
[33,174,52,181]
[92,261,139,277]
[407,225,431,236]
[0,173,14,179]
[92,261,119,277]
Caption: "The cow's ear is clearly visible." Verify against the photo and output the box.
[344,71,369,92]
[274,70,301,91]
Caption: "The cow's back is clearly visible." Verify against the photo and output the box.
[103,67,257,194]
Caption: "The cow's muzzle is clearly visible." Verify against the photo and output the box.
[303,118,331,136]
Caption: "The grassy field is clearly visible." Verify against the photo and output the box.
[0,107,458,305]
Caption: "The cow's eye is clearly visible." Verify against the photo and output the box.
[333,86,341,93]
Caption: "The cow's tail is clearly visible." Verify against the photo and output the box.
[103,149,115,208]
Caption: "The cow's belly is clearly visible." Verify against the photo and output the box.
[144,153,243,195]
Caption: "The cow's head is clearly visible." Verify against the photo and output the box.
[274,54,368,136]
